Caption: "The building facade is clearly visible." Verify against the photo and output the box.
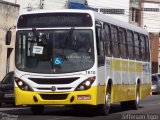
[150,33,159,73]
[0,1,19,80]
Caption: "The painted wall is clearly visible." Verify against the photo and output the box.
[0,1,19,80]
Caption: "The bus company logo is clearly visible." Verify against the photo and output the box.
[51,86,56,91]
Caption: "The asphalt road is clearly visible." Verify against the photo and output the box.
[0,94,160,120]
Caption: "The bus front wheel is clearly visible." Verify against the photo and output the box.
[97,86,111,115]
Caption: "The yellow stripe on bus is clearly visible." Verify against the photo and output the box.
[111,83,151,103]
[111,59,143,72]
[14,83,151,106]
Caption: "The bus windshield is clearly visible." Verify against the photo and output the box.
[15,29,94,74]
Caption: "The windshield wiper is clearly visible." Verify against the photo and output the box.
[32,28,47,45]
[61,27,75,60]
[63,27,74,46]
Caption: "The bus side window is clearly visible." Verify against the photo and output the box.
[111,25,119,57]
[119,28,127,58]
[96,22,105,66]
[96,26,104,57]
[127,30,134,59]
[140,34,146,61]
[104,24,112,56]
[134,33,140,60]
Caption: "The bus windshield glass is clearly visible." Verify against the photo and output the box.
[15,29,94,74]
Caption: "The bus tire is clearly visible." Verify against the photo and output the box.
[31,105,44,115]
[72,105,79,110]
[97,86,111,115]
[121,85,140,110]
[130,87,140,110]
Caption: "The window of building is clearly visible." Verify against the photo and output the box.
[143,8,159,12]
[100,9,125,14]
[131,7,139,23]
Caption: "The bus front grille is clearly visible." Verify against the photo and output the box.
[28,77,79,84]
[40,94,68,100]
[36,87,72,91]
[29,77,79,84]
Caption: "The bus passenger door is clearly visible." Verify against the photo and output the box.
[96,23,105,85]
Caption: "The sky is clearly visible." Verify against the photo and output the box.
[3,0,160,32]
[4,0,129,13]
[3,0,130,23]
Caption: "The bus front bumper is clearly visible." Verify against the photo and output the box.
[14,86,105,106]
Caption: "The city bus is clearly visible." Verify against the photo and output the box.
[6,9,151,115]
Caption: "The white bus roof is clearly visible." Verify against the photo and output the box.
[20,9,148,35]
[93,11,148,35]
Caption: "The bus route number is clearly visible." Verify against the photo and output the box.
[86,71,95,75]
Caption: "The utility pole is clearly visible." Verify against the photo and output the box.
[129,0,160,27]
[129,0,143,27]
[39,0,44,9]
[26,3,32,11]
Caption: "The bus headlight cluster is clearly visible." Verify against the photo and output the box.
[15,77,33,91]
[75,77,95,91]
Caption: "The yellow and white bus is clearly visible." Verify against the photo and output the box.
[6,9,151,115]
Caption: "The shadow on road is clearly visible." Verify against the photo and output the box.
[0,103,144,117]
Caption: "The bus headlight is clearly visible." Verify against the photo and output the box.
[75,77,95,91]
[15,77,33,91]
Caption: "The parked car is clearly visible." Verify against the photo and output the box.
[0,71,14,106]
[152,73,160,94]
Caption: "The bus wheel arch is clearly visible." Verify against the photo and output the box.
[106,78,113,92]
[136,79,141,86]
[121,79,141,110]
[107,79,112,90]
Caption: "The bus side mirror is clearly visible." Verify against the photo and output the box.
[6,31,12,45]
